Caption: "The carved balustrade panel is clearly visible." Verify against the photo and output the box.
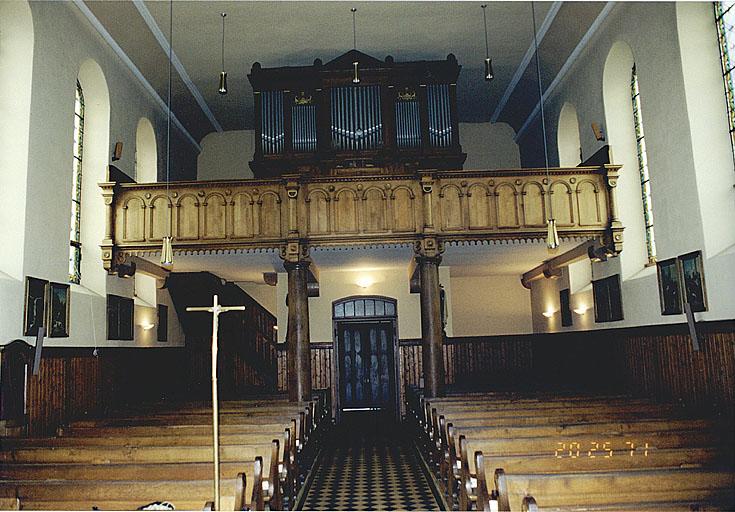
[104,166,617,267]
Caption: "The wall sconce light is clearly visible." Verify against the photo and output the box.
[573,305,590,315]
[356,276,374,289]
[273,325,278,331]
[141,322,155,331]
[542,310,556,318]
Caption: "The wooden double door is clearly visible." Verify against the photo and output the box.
[336,320,396,411]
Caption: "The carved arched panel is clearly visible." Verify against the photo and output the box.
[577,180,603,226]
[550,181,574,227]
[176,194,200,240]
[148,195,171,241]
[391,186,415,232]
[231,192,254,238]
[122,197,145,242]
[521,182,546,227]
[467,183,491,229]
[440,185,463,231]
[496,183,520,228]
[259,191,282,237]
[203,193,227,239]
[363,187,386,233]
[307,189,330,235]
[334,188,358,233]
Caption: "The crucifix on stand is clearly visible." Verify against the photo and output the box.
[186,295,246,511]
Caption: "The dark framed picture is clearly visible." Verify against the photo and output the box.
[593,274,623,323]
[107,294,134,340]
[24,277,48,336]
[656,258,683,315]
[157,304,168,342]
[560,289,573,327]
[678,251,707,312]
[48,283,70,337]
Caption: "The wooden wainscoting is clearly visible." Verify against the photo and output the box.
[620,322,734,408]
[276,321,734,414]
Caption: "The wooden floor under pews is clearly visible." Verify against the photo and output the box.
[407,387,735,511]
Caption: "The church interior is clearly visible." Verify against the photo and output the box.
[1,0,734,510]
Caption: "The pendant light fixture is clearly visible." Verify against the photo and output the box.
[218,12,228,95]
[481,4,494,81]
[161,0,174,270]
[531,1,559,250]
[351,7,360,84]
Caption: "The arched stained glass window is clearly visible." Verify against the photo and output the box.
[69,80,84,284]
[715,1,735,163]
[631,65,656,264]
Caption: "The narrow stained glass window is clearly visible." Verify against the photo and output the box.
[631,65,656,265]
[715,1,735,164]
[69,80,84,284]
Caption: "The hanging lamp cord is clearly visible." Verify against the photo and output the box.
[221,13,226,71]
[482,5,489,59]
[531,1,553,221]
[352,8,357,50]
[166,0,172,237]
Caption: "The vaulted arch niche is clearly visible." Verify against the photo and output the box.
[0,0,33,279]
[602,40,648,278]
[135,117,158,183]
[77,59,110,294]
[557,102,581,167]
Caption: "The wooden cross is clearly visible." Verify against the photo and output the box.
[186,295,246,511]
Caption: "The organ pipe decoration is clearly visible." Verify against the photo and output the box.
[292,92,317,152]
[260,90,285,155]
[248,50,466,177]
[395,88,421,148]
[330,85,383,151]
[427,84,453,148]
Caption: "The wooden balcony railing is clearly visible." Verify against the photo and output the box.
[100,165,623,271]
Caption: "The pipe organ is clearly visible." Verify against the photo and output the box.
[248,50,466,177]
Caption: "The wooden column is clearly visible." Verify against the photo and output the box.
[285,259,312,402]
[415,238,445,398]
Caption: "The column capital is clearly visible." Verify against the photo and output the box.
[280,241,310,265]
[414,237,444,263]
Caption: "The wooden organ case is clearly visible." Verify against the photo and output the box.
[248,49,467,178]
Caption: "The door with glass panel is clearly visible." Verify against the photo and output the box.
[333,296,397,413]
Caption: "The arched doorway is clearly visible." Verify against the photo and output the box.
[332,296,399,418]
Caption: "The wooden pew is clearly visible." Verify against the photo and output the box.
[486,465,735,511]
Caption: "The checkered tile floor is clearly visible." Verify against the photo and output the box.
[299,412,442,511]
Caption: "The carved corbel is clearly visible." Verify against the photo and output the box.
[604,164,624,254]
[419,172,436,232]
[99,182,117,273]
[283,176,301,237]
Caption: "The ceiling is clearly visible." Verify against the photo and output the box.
[81,1,607,144]
[142,239,582,283]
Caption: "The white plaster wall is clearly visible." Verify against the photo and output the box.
[460,122,521,170]
[450,275,532,336]
[676,3,735,259]
[522,2,735,332]
[276,267,453,344]
[237,282,277,316]
[1,2,195,348]
[197,130,255,180]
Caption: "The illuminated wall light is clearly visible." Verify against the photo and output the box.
[140,322,155,331]
[273,325,278,331]
[356,276,374,289]
[542,310,556,318]
[574,305,590,315]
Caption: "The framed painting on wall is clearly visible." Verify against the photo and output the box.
[23,277,48,336]
[656,258,683,315]
[678,251,707,312]
[48,283,70,337]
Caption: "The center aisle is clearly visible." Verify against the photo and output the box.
[298,411,444,511]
